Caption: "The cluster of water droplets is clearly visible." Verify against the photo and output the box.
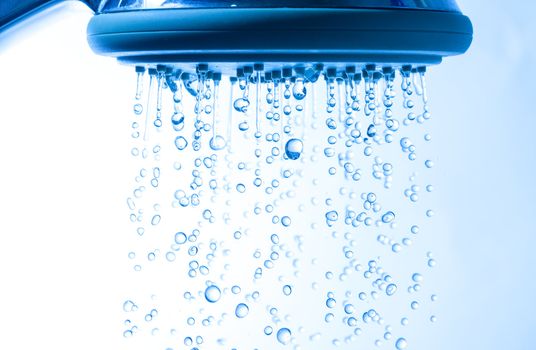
[123,63,438,350]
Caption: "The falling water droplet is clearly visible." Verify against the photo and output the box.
[204,285,221,303]
[382,211,396,223]
[174,232,187,244]
[175,136,188,151]
[285,138,303,160]
[292,81,307,100]
[276,328,292,345]
[171,112,185,131]
[209,135,227,150]
[386,283,397,296]
[234,98,250,113]
[235,303,249,318]
[133,103,143,115]
[396,338,408,349]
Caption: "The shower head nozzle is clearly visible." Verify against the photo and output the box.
[86,0,472,73]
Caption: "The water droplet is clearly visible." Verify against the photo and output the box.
[396,338,408,349]
[238,121,249,131]
[234,98,250,113]
[151,214,161,225]
[133,103,143,115]
[123,300,138,312]
[204,285,221,303]
[171,112,185,131]
[283,285,292,296]
[382,211,395,223]
[367,124,377,137]
[174,136,188,151]
[281,216,291,227]
[235,303,249,318]
[325,210,338,221]
[175,232,187,244]
[412,273,423,282]
[276,328,292,345]
[209,135,226,150]
[292,81,307,100]
[285,138,303,160]
[386,283,397,296]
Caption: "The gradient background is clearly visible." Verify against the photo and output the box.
[0,1,535,349]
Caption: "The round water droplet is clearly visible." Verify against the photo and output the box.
[325,210,338,221]
[204,285,221,303]
[386,283,397,296]
[133,103,143,115]
[396,338,408,349]
[382,211,395,223]
[209,135,226,150]
[123,300,138,312]
[174,136,188,151]
[412,273,423,282]
[285,138,303,160]
[238,121,249,131]
[276,328,292,345]
[235,303,249,318]
[175,232,187,244]
[400,137,412,149]
[234,98,250,113]
[281,216,291,227]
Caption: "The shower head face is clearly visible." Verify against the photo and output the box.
[87,0,472,73]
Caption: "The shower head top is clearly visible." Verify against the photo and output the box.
[86,0,473,74]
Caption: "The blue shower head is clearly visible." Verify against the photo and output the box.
[85,0,473,73]
[0,0,473,73]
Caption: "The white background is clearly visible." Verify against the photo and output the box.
[1,1,535,349]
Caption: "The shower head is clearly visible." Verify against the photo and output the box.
[0,0,472,73]
[86,0,473,74]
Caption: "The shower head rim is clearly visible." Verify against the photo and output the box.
[87,7,473,70]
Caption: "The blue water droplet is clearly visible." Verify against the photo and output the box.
[235,303,249,318]
[396,338,408,349]
[175,232,187,244]
[123,300,138,312]
[174,136,188,151]
[204,285,221,303]
[285,138,303,160]
[276,328,292,345]
[234,98,250,113]
[386,283,397,296]
[171,112,185,131]
[367,124,377,137]
[325,210,338,221]
[283,285,292,296]
[292,81,307,100]
[281,216,291,227]
[382,211,395,223]
[209,135,226,150]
